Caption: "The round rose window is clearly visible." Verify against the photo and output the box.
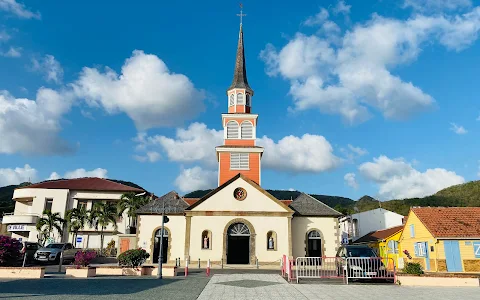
[233,187,247,201]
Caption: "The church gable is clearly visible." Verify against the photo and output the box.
[187,174,292,213]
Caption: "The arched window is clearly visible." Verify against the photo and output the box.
[246,94,251,106]
[267,231,277,251]
[241,121,253,139]
[229,94,234,106]
[226,121,239,139]
[307,230,322,257]
[201,230,212,250]
[237,93,244,105]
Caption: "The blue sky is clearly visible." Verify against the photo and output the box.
[0,0,479,200]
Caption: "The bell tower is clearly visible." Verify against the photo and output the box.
[216,10,264,186]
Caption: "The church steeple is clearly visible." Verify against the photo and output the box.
[227,24,253,95]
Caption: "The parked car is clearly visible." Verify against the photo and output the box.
[335,245,386,278]
[18,241,41,264]
[34,243,79,264]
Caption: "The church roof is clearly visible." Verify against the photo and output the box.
[290,193,343,217]
[137,191,189,215]
[227,24,253,95]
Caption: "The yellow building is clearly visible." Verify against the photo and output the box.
[354,225,403,270]
[399,207,480,273]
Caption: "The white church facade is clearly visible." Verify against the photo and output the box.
[134,23,342,266]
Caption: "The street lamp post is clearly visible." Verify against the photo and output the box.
[157,199,165,279]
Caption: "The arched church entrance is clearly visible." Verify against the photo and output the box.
[153,227,169,264]
[227,223,250,264]
[307,230,322,257]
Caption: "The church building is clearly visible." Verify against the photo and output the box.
[135,22,342,266]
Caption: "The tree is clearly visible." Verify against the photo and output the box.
[36,210,65,245]
[0,235,21,266]
[89,202,118,256]
[65,206,89,247]
[117,192,150,234]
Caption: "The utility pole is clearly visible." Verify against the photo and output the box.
[157,199,165,279]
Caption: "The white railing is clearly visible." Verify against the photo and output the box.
[345,257,396,284]
[295,257,346,283]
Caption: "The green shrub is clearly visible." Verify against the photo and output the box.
[403,262,424,275]
[118,248,150,268]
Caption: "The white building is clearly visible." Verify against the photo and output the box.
[339,208,405,243]
[131,23,342,266]
[1,177,144,248]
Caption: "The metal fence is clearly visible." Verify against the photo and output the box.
[295,257,345,283]
[345,257,396,284]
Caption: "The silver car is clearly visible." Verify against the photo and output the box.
[34,243,78,264]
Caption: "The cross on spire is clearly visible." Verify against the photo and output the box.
[237,3,246,25]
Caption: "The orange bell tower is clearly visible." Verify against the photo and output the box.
[216,18,264,186]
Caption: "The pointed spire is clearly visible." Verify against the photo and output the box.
[227,24,254,95]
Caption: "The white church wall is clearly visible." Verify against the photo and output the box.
[291,217,339,258]
[188,215,289,263]
[137,214,186,263]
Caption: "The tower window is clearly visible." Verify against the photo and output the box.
[226,121,239,139]
[229,94,234,106]
[246,94,251,106]
[230,153,249,170]
[237,93,244,105]
[241,121,253,139]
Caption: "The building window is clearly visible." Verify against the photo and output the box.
[229,94,234,106]
[414,242,426,257]
[473,242,480,258]
[201,230,212,250]
[44,198,53,212]
[230,153,249,170]
[246,94,251,106]
[237,93,244,105]
[387,240,399,254]
[409,224,415,238]
[77,201,87,210]
[267,231,277,250]
[226,121,239,139]
[240,121,253,139]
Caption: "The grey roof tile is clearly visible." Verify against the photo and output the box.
[289,193,343,217]
[137,191,188,214]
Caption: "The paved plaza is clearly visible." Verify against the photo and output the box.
[0,273,479,299]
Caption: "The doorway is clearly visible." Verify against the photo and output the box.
[307,230,322,257]
[153,228,168,264]
[227,223,250,264]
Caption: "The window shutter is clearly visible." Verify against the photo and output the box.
[237,93,244,105]
[241,121,253,139]
[230,153,249,170]
[410,224,415,238]
[414,243,418,256]
[474,242,480,258]
[226,121,239,139]
[229,95,234,106]
[246,94,251,106]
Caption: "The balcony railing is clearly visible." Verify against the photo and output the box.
[2,213,40,225]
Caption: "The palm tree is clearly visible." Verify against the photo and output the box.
[117,192,150,233]
[65,206,89,247]
[89,202,118,255]
[36,210,65,245]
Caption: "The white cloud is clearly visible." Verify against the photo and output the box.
[72,50,205,130]
[359,155,465,199]
[348,144,368,156]
[32,55,64,84]
[303,8,329,26]
[341,144,368,162]
[344,172,358,189]
[48,168,108,180]
[0,0,40,19]
[261,7,480,124]
[258,134,343,173]
[1,46,21,57]
[450,122,467,134]
[403,0,472,12]
[174,166,217,193]
[133,151,161,163]
[0,89,74,155]
[0,164,37,186]
[333,1,351,15]
[0,30,11,42]
[134,123,223,167]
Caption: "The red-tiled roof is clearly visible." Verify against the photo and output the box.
[354,225,404,244]
[20,178,144,192]
[412,207,480,238]
[280,200,293,206]
[183,198,200,206]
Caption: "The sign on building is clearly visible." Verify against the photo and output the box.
[76,236,83,244]
[7,224,27,232]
